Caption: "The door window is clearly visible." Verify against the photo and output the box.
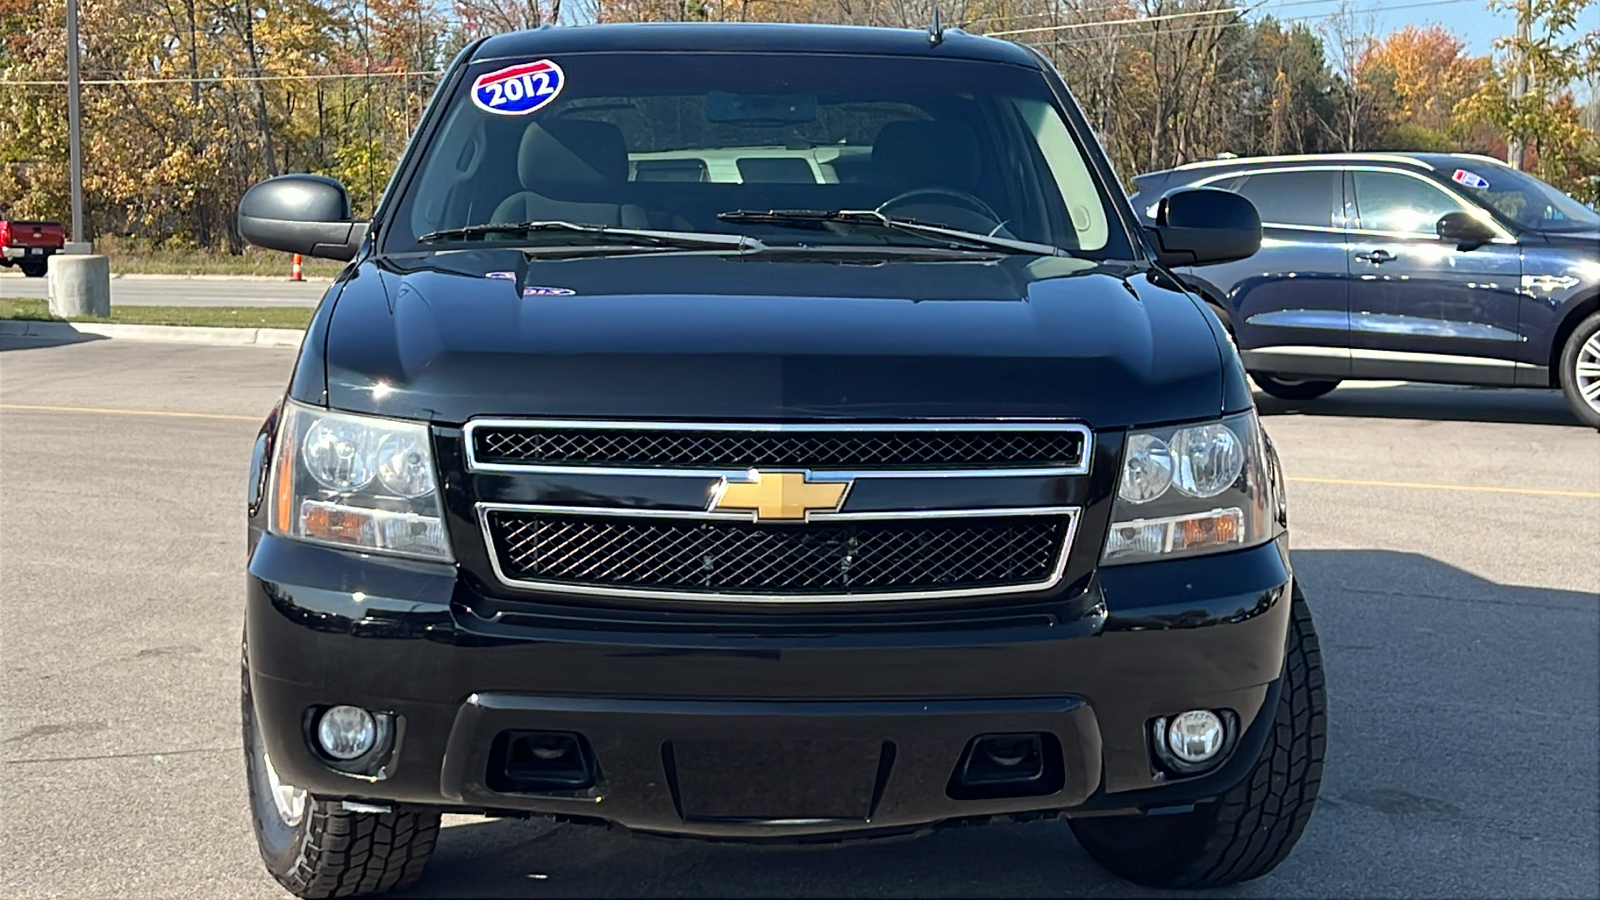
[1229,170,1337,228]
[1352,171,1472,235]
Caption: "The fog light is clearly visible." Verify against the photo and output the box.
[1151,709,1236,776]
[316,706,377,760]
[1166,710,1225,763]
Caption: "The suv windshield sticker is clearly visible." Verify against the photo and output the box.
[472,60,564,116]
[523,285,575,296]
[1452,169,1490,190]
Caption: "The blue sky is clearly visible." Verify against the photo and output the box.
[1254,0,1517,56]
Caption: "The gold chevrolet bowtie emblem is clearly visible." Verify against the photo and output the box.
[710,470,851,521]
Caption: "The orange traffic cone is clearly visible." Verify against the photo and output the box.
[290,253,304,282]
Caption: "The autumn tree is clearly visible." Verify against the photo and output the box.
[1457,0,1599,198]
[3,0,1588,254]
[1355,24,1490,149]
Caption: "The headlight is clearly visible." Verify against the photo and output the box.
[269,400,453,561]
[1102,411,1273,564]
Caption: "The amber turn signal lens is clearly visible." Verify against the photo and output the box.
[273,417,297,533]
[1177,511,1239,547]
[301,503,371,544]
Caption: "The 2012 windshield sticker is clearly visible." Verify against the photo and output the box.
[1452,169,1490,190]
[472,60,564,116]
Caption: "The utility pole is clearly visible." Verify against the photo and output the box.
[66,0,86,247]
[1507,0,1530,169]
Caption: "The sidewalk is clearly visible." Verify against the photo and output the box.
[0,319,305,347]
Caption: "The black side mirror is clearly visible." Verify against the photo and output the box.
[1436,211,1497,248]
[238,174,368,261]
[1144,187,1262,268]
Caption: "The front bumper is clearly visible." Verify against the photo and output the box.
[245,533,1292,839]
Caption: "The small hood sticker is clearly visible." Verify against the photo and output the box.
[472,59,565,116]
[1452,169,1490,190]
[484,271,516,280]
[523,286,576,296]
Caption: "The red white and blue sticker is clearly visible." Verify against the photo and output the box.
[1452,169,1490,190]
[523,286,575,296]
[472,60,564,116]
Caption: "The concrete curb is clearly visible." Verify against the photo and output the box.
[0,319,305,347]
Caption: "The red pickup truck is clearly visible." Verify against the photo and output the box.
[1,218,65,277]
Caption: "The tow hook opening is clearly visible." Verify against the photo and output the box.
[947,732,1065,800]
[488,730,598,794]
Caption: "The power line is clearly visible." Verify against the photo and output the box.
[0,0,1495,88]
[984,6,1243,38]
[981,0,1479,38]
[1024,0,1484,47]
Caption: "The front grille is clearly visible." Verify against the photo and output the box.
[469,424,1086,471]
[484,511,1070,598]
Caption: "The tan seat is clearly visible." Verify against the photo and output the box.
[491,119,648,227]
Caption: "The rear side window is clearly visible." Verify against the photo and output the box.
[1230,170,1337,228]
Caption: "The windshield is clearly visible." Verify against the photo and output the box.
[387,52,1126,257]
[1448,162,1600,233]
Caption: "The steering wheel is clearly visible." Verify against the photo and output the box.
[877,187,1004,226]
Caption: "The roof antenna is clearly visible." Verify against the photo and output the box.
[929,6,944,46]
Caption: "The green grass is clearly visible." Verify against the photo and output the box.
[92,235,345,278]
[0,298,312,329]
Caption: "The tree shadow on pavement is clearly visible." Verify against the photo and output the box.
[393,549,1598,899]
[1254,383,1582,427]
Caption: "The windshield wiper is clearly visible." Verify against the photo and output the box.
[716,209,1064,257]
[419,220,766,251]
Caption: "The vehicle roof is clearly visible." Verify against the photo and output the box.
[471,23,1040,67]
[1137,152,1513,183]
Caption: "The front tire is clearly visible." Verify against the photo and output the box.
[1250,371,1340,401]
[1070,585,1326,889]
[1558,311,1600,429]
[242,641,440,898]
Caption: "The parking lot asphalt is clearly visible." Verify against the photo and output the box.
[0,273,327,307]
[2,336,1596,899]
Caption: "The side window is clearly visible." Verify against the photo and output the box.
[1229,170,1336,228]
[1352,170,1471,235]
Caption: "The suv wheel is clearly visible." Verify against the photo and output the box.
[1069,585,1326,888]
[1559,311,1600,429]
[242,640,440,898]
[1250,372,1340,401]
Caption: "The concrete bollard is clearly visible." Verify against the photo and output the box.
[47,254,112,318]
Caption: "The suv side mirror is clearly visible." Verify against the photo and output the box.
[1436,211,1497,248]
[238,174,368,261]
[1144,187,1262,268]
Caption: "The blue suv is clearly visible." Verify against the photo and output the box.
[1131,153,1600,426]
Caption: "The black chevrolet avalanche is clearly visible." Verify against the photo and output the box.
[238,23,1325,897]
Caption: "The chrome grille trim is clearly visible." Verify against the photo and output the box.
[475,503,1081,603]
[462,418,1093,477]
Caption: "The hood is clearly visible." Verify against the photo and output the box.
[320,249,1226,429]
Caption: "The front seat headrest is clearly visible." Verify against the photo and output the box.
[871,120,981,194]
[517,118,630,199]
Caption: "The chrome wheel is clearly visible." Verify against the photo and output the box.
[1576,332,1600,414]
[262,748,307,827]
